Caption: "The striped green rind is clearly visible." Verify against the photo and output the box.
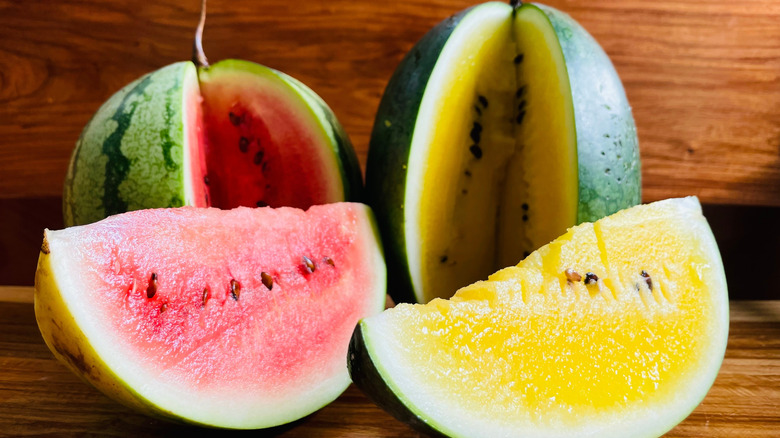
[365,8,471,305]
[535,3,641,222]
[64,62,194,226]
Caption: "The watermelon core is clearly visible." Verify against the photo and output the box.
[195,61,346,210]
[35,203,386,428]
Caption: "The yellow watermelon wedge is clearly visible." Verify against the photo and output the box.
[349,197,728,438]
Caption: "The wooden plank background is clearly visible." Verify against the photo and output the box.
[1,0,780,290]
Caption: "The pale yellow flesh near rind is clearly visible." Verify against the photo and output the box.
[364,197,729,438]
[406,2,577,303]
[35,205,387,429]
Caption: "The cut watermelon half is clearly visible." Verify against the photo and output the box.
[64,60,362,226]
[35,203,386,429]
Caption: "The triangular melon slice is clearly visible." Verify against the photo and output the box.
[36,203,386,429]
[349,197,728,438]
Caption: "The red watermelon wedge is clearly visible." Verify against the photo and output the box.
[34,203,386,429]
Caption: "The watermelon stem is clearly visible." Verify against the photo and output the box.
[192,0,209,68]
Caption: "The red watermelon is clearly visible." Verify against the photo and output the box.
[34,203,385,429]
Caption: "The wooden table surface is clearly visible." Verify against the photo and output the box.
[1,287,778,437]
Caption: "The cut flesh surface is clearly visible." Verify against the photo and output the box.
[355,197,728,437]
[196,60,346,210]
[35,204,386,428]
[406,3,578,303]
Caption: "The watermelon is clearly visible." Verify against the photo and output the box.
[349,197,728,437]
[63,59,361,226]
[366,2,641,304]
[35,203,386,429]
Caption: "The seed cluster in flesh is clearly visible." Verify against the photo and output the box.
[136,256,336,313]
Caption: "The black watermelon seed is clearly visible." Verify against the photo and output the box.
[302,256,316,273]
[464,170,472,177]
[254,150,264,165]
[518,100,527,110]
[146,273,157,299]
[565,268,582,282]
[470,126,482,143]
[641,270,653,290]
[440,255,448,263]
[230,279,241,300]
[323,257,335,267]
[261,272,274,290]
[203,175,210,185]
[469,145,483,159]
[474,105,482,116]
[229,112,242,126]
[584,272,599,285]
[521,203,529,211]
[478,95,489,108]
[514,54,524,64]
[516,110,526,125]
[516,86,526,98]
[256,200,268,207]
[160,302,167,313]
[202,287,210,306]
[239,136,250,153]
[522,214,528,222]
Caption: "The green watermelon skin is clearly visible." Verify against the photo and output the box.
[36,203,386,429]
[365,2,640,304]
[64,62,195,226]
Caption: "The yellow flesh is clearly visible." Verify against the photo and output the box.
[414,4,577,303]
[378,198,725,430]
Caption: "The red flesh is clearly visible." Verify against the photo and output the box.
[195,70,342,210]
[55,204,380,396]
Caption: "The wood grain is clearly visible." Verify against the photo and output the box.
[0,290,777,437]
[1,0,779,205]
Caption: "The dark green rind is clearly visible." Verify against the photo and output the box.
[348,323,446,437]
[365,8,472,305]
[535,3,641,223]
